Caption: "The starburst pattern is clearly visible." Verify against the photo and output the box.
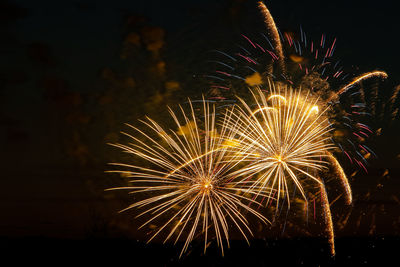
[107,100,270,256]
[222,85,334,209]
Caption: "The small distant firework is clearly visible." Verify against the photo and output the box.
[107,100,270,256]
[337,79,400,236]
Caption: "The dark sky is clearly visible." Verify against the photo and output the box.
[1,0,400,246]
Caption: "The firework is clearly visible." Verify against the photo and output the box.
[330,70,388,101]
[257,1,285,74]
[205,2,388,174]
[222,84,334,210]
[319,182,335,255]
[201,2,390,251]
[107,0,391,258]
[107,100,270,256]
[326,152,352,205]
[217,83,361,254]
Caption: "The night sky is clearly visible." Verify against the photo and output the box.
[1,0,400,265]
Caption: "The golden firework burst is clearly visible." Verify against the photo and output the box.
[222,84,334,209]
[107,100,271,257]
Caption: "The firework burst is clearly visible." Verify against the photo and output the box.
[200,1,390,255]
[205,1,387,172]
[222,85,334,210]
[107,100,270,257]
[107,0,390,258]
[216,83,357,254]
